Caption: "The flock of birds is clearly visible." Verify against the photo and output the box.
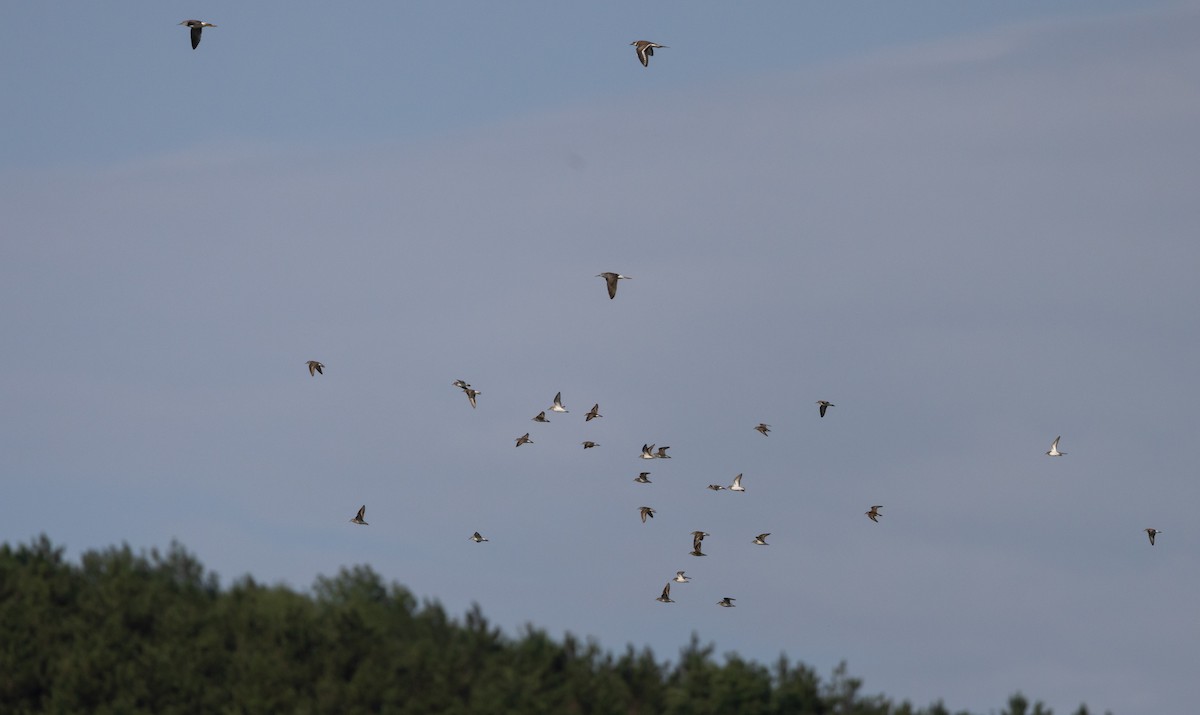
[177,17,1163,612]
[296,269,1172,608]
[323,353,1162,608]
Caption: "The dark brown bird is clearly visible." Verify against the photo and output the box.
[179,20,216,50]
[596,272,631,299]
[865,505,882,523]
[630,41,666,67]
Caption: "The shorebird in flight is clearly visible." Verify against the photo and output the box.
[656,582,674,603]
[582,441,600,449]
[452,379,480,407]
[549,392,569,413]
[753,533,770,545]
[691,531,709,554]
[1046,436,1066,456]
[639,506,656,523]
[596,272,631,299]
[515,433,533,447]
[1145,528,1161,545]
[707,484,726,491]
[532,411,550,423]
[865,505,883,523]
[729,473,745,492]
[634,472,652,484]
[306,361,324,376]
[349,505,368,526]
[755,423,771,436]
[816,401,834,418]
[630,40,667,67]
[179,20,216,50]
[716,597,736,608]
[585,403,602,421]
[641,444,657,459]
[470,531,489,543]
[654,446,671,459]
[673,571,691,583]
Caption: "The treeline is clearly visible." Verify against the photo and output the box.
[0,536,1103,715]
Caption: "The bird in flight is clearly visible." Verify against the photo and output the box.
[691,531,709,554]
[532,411,550,423]
[1145,528,1161,545]
[673,571,691,583]
[656,582,674,603]
[753,533,770,545]
[515,433,533,447]
[306,361,324,376]
[634,472,652,484]
[470,531,489,543]
[816,401,834,418]
[596,272,631,299]
[865,505,883,523]
[630,41,667,67]
[707,484,727,491]
[349,505,368,526]
[179,20,216,50]
[641,444,657,460]
[654,446,671,459]
[452,380,481,407]
[1046,436,1066,456]
[716,597,736,608]
[582,441,600,449]
[755,423,770,436]
[549,392,569,413]
[585,403,602,421]
[639,506,656,523]
[729,473,745,492]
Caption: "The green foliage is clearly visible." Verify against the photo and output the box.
[0,536,1100,715]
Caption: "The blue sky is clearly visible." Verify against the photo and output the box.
[3,2,1199,713]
